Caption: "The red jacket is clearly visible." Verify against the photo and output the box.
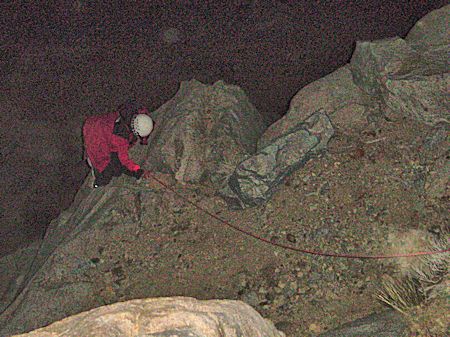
[83,111,140,173]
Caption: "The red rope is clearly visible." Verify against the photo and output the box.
[147,173,450,260]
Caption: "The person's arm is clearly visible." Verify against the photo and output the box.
[112,135,144,178]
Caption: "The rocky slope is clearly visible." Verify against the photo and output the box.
[1,5,448,337]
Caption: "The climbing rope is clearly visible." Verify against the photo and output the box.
[145,172,449,260]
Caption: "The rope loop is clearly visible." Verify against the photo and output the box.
[146,173,449,260]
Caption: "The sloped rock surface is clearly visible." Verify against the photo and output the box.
[405,4,449,70]
[145,79,266,188]
[0,241,40,314]
[259,65,372,148]
[424,156,450,203]
[319,310,409,337]
[224,111,334,209]
[0,175,123,321]
[13,297,285,337]
[350,5,450,125]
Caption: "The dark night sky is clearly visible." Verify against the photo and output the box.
[0,1,448,256]
[2,1,448,121]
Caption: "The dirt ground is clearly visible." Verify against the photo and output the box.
[38,115,446,336]
[142,117,447,336]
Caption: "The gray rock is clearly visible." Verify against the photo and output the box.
[0,77,270,332]
[259,65,371,148]
[319,310,409,337]
[424,156,450,203]
[145,79,267,188]
[224,111,334,208]
[12,297,285,337]
[405,4,450,71]
[0,177,125,334]
[0,241,40,313]
[350,6,450,125]
[242,290,262,307]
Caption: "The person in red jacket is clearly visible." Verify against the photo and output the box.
[83,99,154,188]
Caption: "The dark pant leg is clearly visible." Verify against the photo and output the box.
[93,153,124,187]
[93,167,113,187]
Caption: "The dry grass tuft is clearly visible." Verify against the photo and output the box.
[377,274,425,314]
[376,229,449,334]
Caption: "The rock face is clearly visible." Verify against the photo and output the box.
[13,297,285,337]
[349,5,449,125]
[225,4,449,210]
[259,64,373,148]
[0,241,40,316]
[145,79,267,188]
[259,4,449,153]
[223,111,334,209]
[405,4,449,70]
[319,310,409,337]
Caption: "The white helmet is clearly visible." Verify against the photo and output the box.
[131,114,154,137]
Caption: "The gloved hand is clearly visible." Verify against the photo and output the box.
[133,168,145,180]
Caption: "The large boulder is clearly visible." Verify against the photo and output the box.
[223,111,334,209]
[240,55,371,210]
[242,4,449,210]
[259,65,372,148]
[349,5,449,125]
[12,297,285,337]
[145,79,267,188]
[405,4,449,70]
